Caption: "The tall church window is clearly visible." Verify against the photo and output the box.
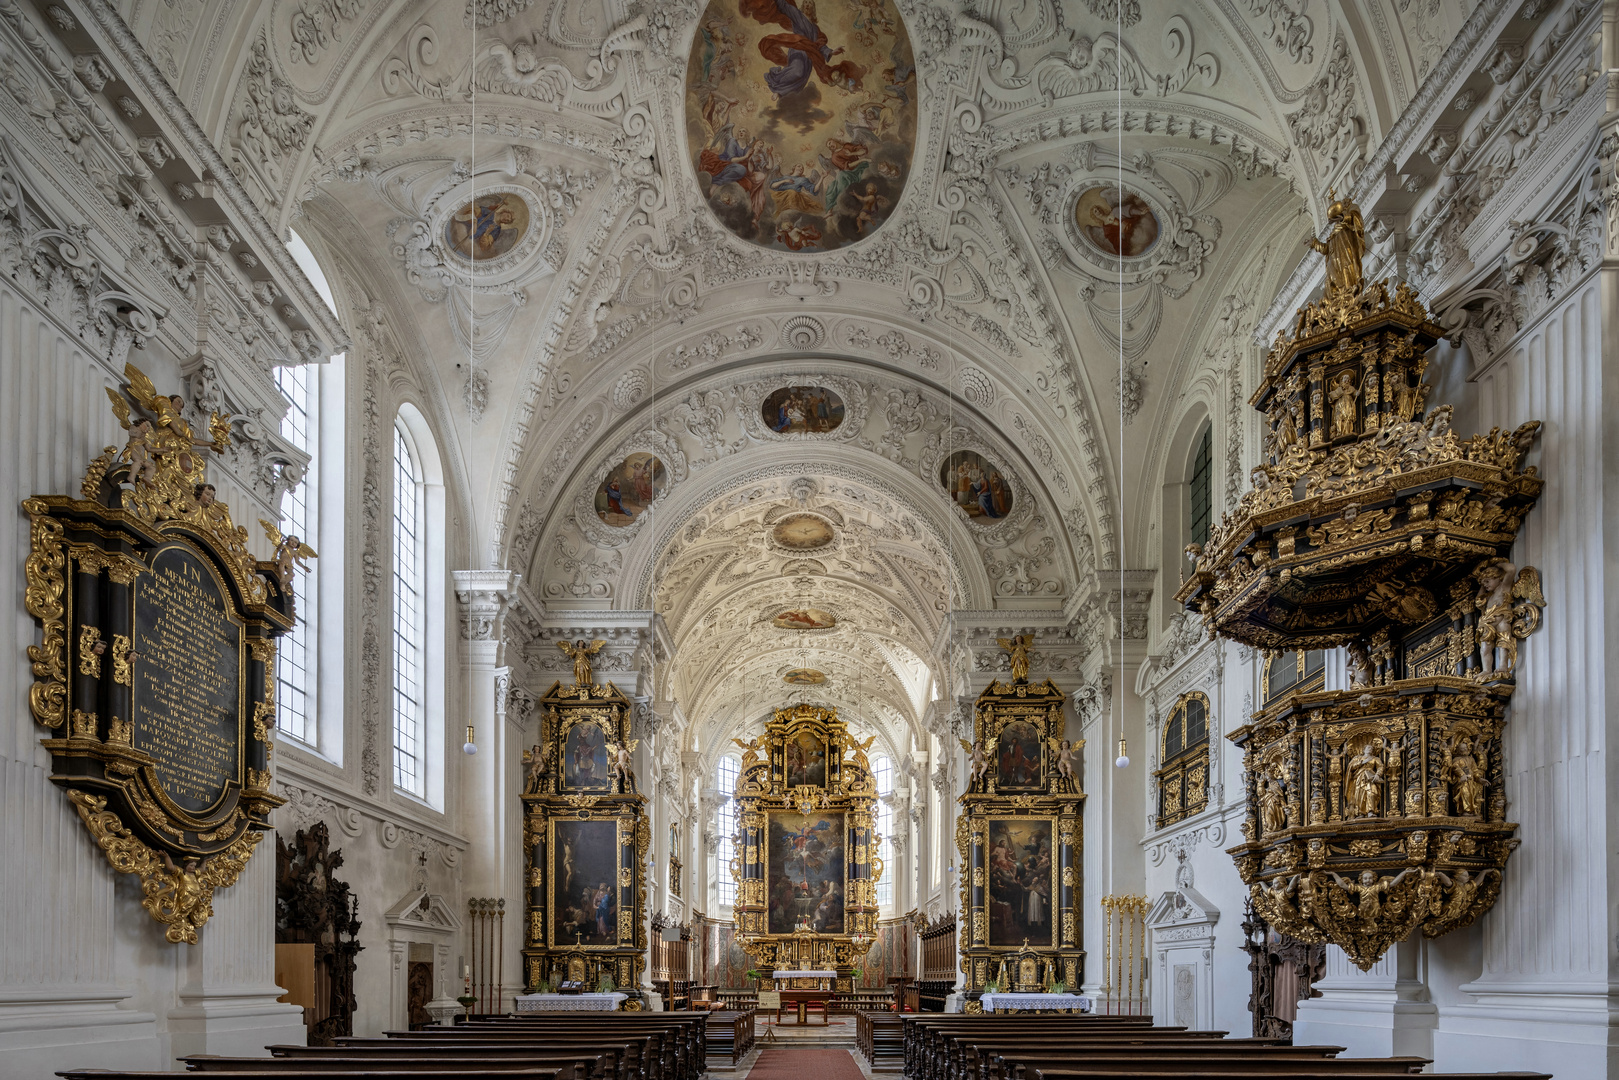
[875,755,894,911]
[392,423,426,796]
[1189,424,1213,549]
[716,756,739,909]
[1156,691,1210,828]
[275,229,345,759]
[274,363,314,746]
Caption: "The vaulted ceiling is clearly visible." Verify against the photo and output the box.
[114,0,1481,750]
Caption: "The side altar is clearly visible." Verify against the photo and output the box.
[728,704,880,991]
[518,643,649,1004]
[956,637,1085,1007]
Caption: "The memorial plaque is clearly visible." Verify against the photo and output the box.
[132,543,244,815]
[22,362,292,944]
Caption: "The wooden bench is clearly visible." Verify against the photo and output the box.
[60,1071,562,1080]
[704,1009,756,1067]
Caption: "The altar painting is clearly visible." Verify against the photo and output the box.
[784,730,828,786]
[986,817,1053,947]
[683,0,916,253]
[563,718,611,791]
[550,819,620,946]
[766,810,845,934]
[996,720,1043,791]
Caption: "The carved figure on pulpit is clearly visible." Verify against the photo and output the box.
[1442,735,1485,817]
[1343,740,1385,818]
[1329,868,1411,922]
[1305,190,1366,300]
[1328,372,1360,439]
[1258,772,1288,836]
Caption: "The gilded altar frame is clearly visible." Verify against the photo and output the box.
[21,363,288,945]
[729,703,879,988]
[956,647,1084,995]
[521,677,649,1000]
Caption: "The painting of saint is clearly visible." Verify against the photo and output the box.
[773,607,836,630]
[783,668,826,685]
[985,818,1053,947]
[939,451,1013,520]
[766,811,845,934]
[1074,185,1160,259]
[762,386,845,434]
[564,720,610,791]
[684,0,915,252]
[996,720,1043,791]
[595,453,668,526]
[444,193,529,261]
[551,819,620,946]
[785,731,828,786]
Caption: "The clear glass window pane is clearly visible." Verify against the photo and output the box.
[274,364,314,746]
[875,756,893,911]
[716,756,739,909]
[392,424,425,796]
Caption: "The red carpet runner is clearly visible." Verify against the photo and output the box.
[744,1048,867,1080]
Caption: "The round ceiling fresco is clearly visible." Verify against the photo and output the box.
[684,0,916,252]
[772,514,835,549]
[1073,183,1161,260]
[940,450,1012,520]
[763,385,845,434]
[773,607,837,630]
[444,192,530,262]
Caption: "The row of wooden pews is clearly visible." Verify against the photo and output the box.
[884,1013,1554,1080]
[56,1011,732,1080]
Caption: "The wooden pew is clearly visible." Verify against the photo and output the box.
[59,1071,561,1080]
[184,1058,603,1080]
[703,1010,755,1067]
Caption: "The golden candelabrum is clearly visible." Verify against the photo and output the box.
[1175,193,1544,970]
[1097,895,1148,1016]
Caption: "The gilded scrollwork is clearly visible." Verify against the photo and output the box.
[23,499,67,729]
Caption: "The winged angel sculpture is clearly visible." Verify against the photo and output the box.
[1472,558,1545,676]
[558,638,607,687]
[104,362,230,504]
[258,520,318,588]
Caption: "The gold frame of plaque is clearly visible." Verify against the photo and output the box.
[22,363,290,943]
[956,637,1084,996]
[728,703,879,989]
[520,661,649,1002]
[1175,193,1545,970]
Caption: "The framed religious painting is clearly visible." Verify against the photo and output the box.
[560,714,612,792]
[995,719,1045,791]
[765,809,846,935]
[548,817,622,947]
[984,816,1055,948]
[784,730,829,788]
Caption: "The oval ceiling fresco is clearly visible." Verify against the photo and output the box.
[684,0,916,252]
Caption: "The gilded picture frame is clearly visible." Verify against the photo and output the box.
[982,813,1058,949]
[558,712,615,792]
[547,814,634,950]
[763,808,847,936]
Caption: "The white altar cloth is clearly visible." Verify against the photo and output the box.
[979,992,1092,1013]
[771,970,838,979]
[514,992,628,1012]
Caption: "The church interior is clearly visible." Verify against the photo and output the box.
[0,0,1611,1075]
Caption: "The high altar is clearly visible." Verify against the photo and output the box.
[518,643,650,1003]
[728,704,881,992]
[956,637,1086,1005]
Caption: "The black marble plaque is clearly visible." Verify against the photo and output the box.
[132,544,243,815]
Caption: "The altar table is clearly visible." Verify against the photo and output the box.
[514,992,628,1012]
[771,970,836,1024]
[978,992,1092,1014]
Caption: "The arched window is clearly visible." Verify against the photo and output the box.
[392,423,427,796]
[874,755,894,911]
[1263,650,1326,705]
[1188,424,1213,548]
[274,229,345,756]
[1156,691,1210,828]
[274,361,314,745]
[716,756,739,909]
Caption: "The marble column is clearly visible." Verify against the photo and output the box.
[452,571,522,1011]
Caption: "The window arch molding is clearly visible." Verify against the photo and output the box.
[1155,690,1211,829]
[391,402,448,809]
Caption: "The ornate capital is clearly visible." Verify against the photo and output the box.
[452,570,522,642]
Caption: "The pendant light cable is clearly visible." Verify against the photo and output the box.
[1113,2,1129,772]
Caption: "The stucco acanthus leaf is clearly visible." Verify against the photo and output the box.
[546,528,624,599]
[288,0,368,64]
[1241,0,1313,66]
[231,33,313,207]
[1286,34,1367,188]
